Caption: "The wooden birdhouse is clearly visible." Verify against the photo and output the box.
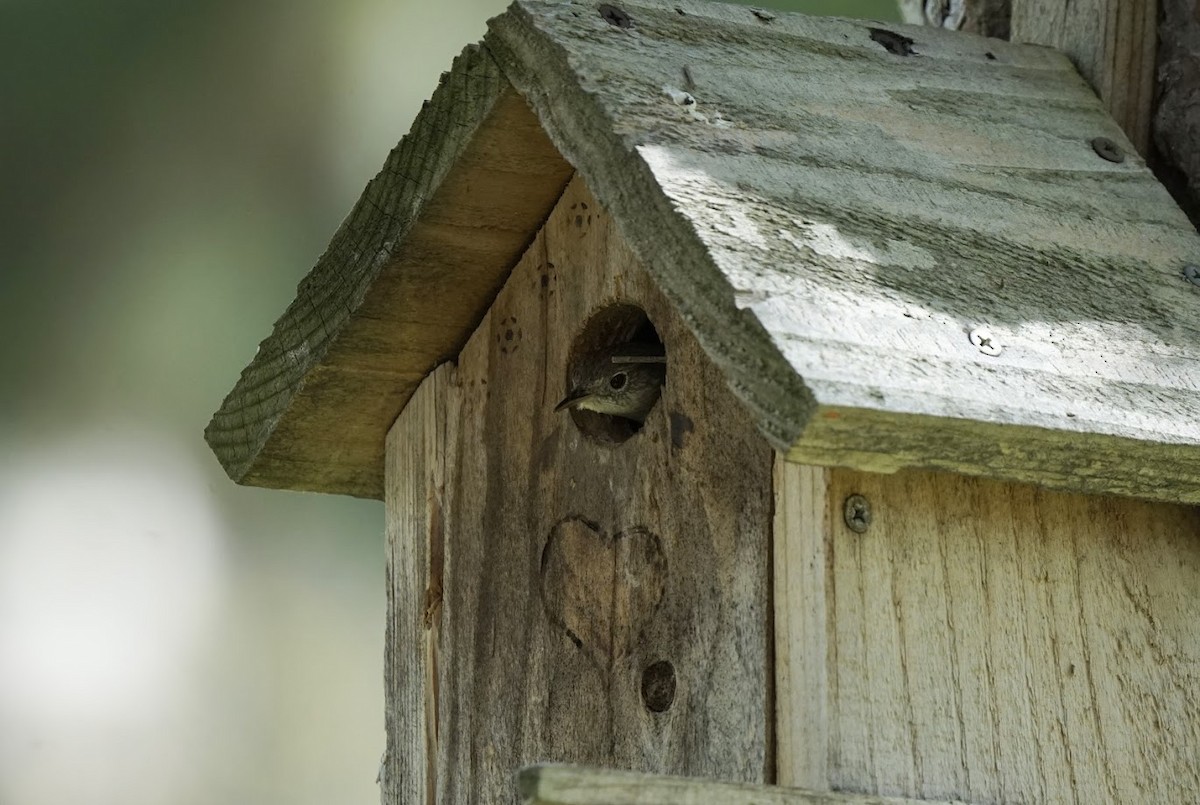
[206,1,1200,802]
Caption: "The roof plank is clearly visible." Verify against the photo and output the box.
[205,44,572,497]
[209,1,1200,503]
[486,0,1200,502]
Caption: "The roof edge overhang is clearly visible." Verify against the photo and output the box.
[205,43,572,498]
[208,1,1200,505]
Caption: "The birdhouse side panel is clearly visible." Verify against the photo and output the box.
[781,466,1200,802]
[382,362,457,804]
[420,174,775,801]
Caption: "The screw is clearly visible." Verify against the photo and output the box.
[1090,137,1125,163]
[598,4,633,28]
[969,326,1002,357]
[1184,264,1200,287]
[843,494,871,534]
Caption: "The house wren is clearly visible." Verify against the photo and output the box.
[555,342,666,423]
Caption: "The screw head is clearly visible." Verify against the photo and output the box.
[1184,264,1200,287]
[1090,136,1125,163]
[969,326,1003,356]
[843,494,872,534]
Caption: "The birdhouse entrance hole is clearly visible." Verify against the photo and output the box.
[562,303,664,445]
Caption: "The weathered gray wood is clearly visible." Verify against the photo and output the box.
[773,459,829,790]
[898,0,1009,37]
[1155,0,1200,224]
[1011,0,1157,154]
[205,43,571,498]
[815,467,1200,802]
[383,363,457,805]
[436,176,774,802]
[486,0,1200,504]
[518,765,966,805]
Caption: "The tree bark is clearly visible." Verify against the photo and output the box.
[897,0,1010,38]
[1154,0,1200,221]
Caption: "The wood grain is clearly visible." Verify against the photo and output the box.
[773,458,830,790]
[435,176,774,802]
[210,1,1200,504]
[383,362,457,805]
[487,0,1200,504]
[814,467,1200,802]
[1011,0,1157,154]
[205,44,571,498]
[517,764,964,805]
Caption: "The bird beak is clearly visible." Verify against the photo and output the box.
[554,388,589,412]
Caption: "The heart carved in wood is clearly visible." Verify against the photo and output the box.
[539,515,667,669]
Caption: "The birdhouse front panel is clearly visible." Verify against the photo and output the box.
[384,175,776,801]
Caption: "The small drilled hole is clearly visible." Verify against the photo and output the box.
[641,660,676,713]
[558,304,665,445]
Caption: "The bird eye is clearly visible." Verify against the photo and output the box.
[609,371,627,390]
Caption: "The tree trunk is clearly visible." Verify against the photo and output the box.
[1154,0,1200,222]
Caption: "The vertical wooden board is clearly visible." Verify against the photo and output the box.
[383,363,456,805]
[774,458,830,790]
[436,175,775,803]
[823,467,1200,803]
[1012,0,1157,152]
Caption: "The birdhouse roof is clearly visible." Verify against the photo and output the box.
[206,0,1200,503]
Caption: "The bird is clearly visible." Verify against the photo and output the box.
[554,341,667,424]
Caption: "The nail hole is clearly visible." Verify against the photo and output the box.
[559,304,665,445]
[869,27,916,56]
[598,3,633,28]
[641,660,676,712]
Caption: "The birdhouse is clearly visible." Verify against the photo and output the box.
[206,1,1200,802]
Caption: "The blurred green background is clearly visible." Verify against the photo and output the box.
[0,1,897,802]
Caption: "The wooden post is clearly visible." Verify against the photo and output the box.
[1011,0,1157,154]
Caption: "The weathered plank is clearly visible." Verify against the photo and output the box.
[814,467,1200,802]
[518,764,965,805]
[436,175,774,802]
[773,458,829,790]
[383,363,457,805]
[487,0,1200,504]
[1011,0,1157,154]
[205,43,572,498]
